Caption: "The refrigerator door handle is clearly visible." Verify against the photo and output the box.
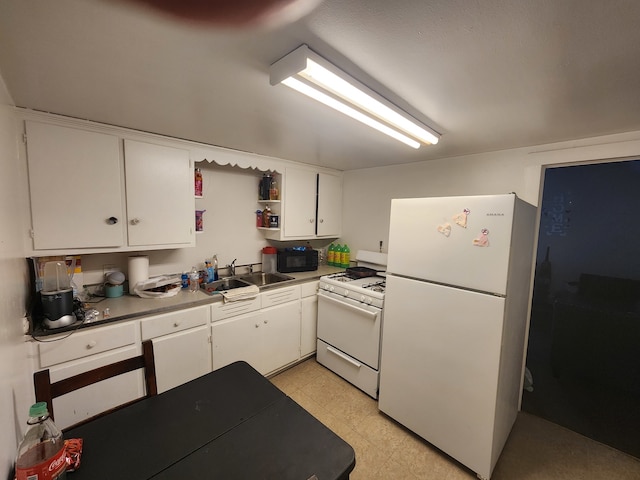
[327,345,362,368]
[318,292,379,319]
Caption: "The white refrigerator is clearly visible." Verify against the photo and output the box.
[378,194,536,480]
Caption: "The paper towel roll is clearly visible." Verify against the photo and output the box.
[128,255,149,295]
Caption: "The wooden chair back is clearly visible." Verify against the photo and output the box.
[34,339,158,431]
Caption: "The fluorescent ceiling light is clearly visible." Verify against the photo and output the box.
[270,45,440,148]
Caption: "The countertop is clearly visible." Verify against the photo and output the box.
[30,266,343,339]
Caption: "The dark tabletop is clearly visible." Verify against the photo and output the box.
[65,361,355,480]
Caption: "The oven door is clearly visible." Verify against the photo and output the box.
[317,290,382,369]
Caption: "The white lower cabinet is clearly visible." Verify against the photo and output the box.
[211,309,265,373]
[259,301,301,375]
[33,321,143,430]
[140,306,211,393]
[211,286,302,376]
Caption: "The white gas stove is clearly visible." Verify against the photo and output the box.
[316,251,387,398]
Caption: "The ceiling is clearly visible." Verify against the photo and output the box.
[2,0,640,171]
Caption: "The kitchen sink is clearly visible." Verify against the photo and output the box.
[202,277,252,294]
[236,272,295,287]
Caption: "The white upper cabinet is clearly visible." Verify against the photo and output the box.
[316,172,342,237]
[26,121,126,250]
[24,119,195,253]
[265,167,342,240]
[283,168,318,238]
[124,139,194,247]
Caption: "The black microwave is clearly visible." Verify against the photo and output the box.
[277,249,318,273]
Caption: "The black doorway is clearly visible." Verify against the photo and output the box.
[522,159,640,458]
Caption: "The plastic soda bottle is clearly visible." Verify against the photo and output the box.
[15,402,67,480]
[341,244,351,268]
[333,245,342,267]
[189,267,199,292]
[327,244,335,266]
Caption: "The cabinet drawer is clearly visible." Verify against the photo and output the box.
[38,322,138,368]
[300,281,319,298]
[317,339,378,398]
[210,296,261,322]
[140,306,208,340]
[261,285,300,308]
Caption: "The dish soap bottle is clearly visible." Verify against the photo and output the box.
[206,261,214,283]
[15,402,67,480]
[212,254,219,281]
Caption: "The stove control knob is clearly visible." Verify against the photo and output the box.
[343,289,349,297]
[366,297,373,304]
[329,285,335,292]
[360,295,366,302]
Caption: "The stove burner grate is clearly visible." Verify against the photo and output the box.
[362,280,386,293]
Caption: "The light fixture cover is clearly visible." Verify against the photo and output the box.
[270,45,440,148]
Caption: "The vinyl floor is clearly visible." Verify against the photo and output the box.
[270,358,640,480]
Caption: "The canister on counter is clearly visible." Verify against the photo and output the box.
[262,246,277,273]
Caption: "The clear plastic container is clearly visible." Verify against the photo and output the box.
[15,402,67,480]
[42,261,71,293]
[262,246,277,273]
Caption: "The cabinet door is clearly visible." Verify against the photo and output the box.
[152,326,212,393]
[260,301,301,375]
[124,139,194,246]
[301,294,318,357]
[317,172,342,237]
[211,310,263,372]
[283,168,317,238]
[25,121,125,249]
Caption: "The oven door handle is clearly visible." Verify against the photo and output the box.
[318,291,379,319]
[326,345,362,368]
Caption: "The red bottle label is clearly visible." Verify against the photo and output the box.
[16,444,66,480]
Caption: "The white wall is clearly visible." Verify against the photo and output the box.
[0,75,31,475]
[341,131,640,255]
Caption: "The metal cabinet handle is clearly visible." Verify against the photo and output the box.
[174,321,181,327]
[86,341,97,349]
[319,219,324,223]
[130,218,140,225]
[309,218,314,223]
[106,216,118,225]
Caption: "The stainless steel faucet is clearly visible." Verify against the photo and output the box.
[227,259,237,277]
